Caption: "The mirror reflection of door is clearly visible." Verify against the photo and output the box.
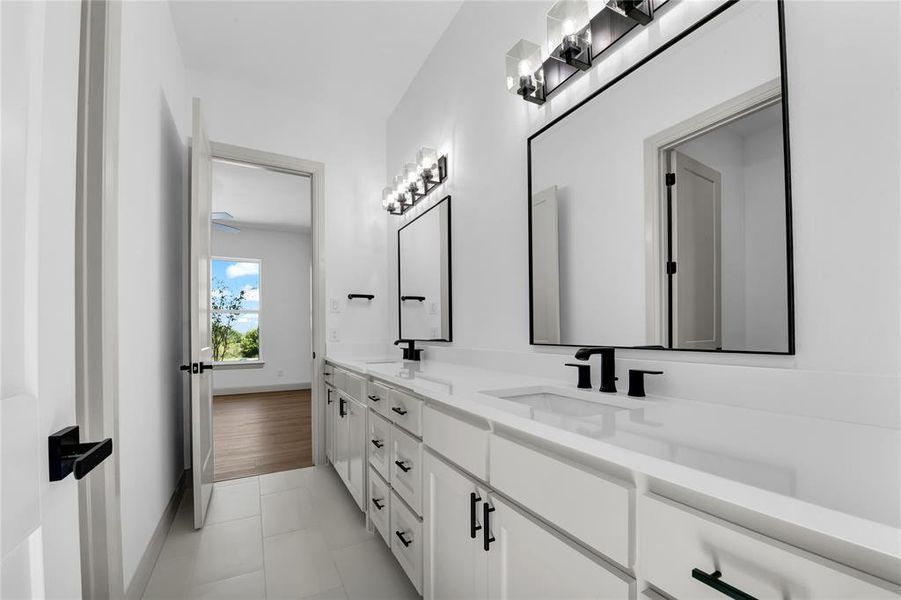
[530,186,561,344]
[668,150,722,350]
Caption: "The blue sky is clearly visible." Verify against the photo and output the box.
[211,259,260,333]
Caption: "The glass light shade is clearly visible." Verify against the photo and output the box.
[546,1,592,54]
[404,163,422,194]
[417,146,438,173]
[606,0,652,25]
[382,186,395,209]
[505,39,545,97]
[394,174,412,205]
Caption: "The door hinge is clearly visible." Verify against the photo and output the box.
[666,261,677,275]
[665,172,676,186]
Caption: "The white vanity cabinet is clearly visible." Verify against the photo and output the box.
[325,385,337,463]
[640,494,901,599]
[332,390,366,511]
[423,450,633,600]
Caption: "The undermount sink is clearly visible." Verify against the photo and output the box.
[363,358,403,364]
[479,387,638,434]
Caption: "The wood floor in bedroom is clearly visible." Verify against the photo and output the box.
[213,389,313,482]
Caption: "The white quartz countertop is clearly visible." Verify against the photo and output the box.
[326,355,901,566]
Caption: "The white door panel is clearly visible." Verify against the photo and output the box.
[1,0,84,596]
[190,97,215,528]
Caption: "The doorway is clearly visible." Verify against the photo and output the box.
[207,158,313,481]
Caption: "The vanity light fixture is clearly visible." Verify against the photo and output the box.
[606,0,652,26]
[381,146,448,215]
[547,1,593,71]
[507,0,661,104]
[505,39,546,105]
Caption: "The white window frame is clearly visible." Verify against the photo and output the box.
[210,255,264,366]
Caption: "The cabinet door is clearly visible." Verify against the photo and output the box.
[333,393,350,486]
[485,495,633,600]
[325,387,336,463]
[346,397,367,510]
[423,452,488,600]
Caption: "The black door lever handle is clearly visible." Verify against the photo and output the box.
[180,363,199,374]
[49,426,113,481]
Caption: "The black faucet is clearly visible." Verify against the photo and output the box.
[574,347,617,393]
[394,339,423,361]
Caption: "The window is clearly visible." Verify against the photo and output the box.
[211,258,261,362]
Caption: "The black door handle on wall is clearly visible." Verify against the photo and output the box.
[199,361,214,373]
[470,492,482,538]
[179,363,198,374]
[483,503,495,551]
[691,569,758,600]
[49,426,113,481]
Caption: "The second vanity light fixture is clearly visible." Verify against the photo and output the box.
[506,0,655,105]
[382,146,448,215]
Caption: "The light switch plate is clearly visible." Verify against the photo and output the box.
[328,328,340,342]
[429,302,438,315]
[330,298,340,313]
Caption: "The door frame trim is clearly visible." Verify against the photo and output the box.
[208,141,327,466]
[75,0,125,597]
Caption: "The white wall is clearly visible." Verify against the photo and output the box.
[116,0,191,587]
[212,227,312,392]
[188,71,391,355]
[386,0,901,427]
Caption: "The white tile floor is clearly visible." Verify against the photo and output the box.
[143,465,419,600]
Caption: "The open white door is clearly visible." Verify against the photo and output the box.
[1,1,88,596]
[190,98,215,528]
[670,150,722,350]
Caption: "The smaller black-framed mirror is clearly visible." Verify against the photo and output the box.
[398,196,452,342]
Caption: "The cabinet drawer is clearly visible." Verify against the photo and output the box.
[390,490,423,595]
[368,466,390,546]
[422,405,489,481]
[390,425,423,516]
[489,435,632,568]
[388,387,422,437]
[342,370,365,402]
[323,364,334,385]
[640,494,899,599]
[368,412,391,481]
[367,380,390,418]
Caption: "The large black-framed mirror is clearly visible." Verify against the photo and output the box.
[528,0,794,354]
[398,195,452,342]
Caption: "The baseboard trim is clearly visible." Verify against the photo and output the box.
[125,470,187,600]
[213,382,311,396]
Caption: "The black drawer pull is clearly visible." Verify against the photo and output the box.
[371,439,384,449]
[372,497,385,510]
[394,460,412,473]
[368,395,380,402]
[395,530,412,547]
[470,492,482,538]
[691,569,758,600]
[339,397,346,418]
[391,406,408,416]
[483,503,495,551]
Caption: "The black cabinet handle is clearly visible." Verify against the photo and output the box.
[391,406,408,416]
[339,397,346,418]
[371,439,384,449]
[394,460,412,473]
[368,394,380,402]
[48,426,113,482]
[483,503,495,551]
[470,492,482,539]
[395,530,412,547]
[691,569,758,600]
[372,497,385,510]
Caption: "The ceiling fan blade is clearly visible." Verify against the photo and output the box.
[211,211,234,221]
[212,222,240,234]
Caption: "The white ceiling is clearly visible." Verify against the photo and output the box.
[212,159,311,233]
[168,0,463,122]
